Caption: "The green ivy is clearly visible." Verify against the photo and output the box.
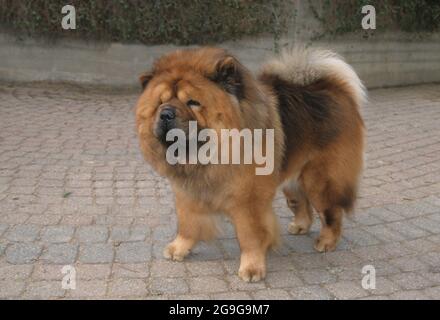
[1,1,438,45]
[309,0,440,37]
[0,0,291,45]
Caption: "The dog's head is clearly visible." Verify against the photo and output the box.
[135,48,252,174]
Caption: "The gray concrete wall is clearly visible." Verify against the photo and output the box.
[307,34,440,88]
[1,0,440,91]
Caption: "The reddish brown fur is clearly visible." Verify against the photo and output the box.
[135,47,365,281]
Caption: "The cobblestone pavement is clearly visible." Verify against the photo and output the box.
[0,82,439,300]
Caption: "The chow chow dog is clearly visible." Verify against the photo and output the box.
[135,47,365,282]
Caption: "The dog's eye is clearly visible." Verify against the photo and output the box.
[186,99,200,107]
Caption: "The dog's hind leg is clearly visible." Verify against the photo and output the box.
[300,161,357,252]
[314,205,344,252]
[283,180,314,235]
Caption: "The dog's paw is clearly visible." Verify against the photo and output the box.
[163,241,190,261]
[238,266,265,282]
[288,221,310,235]
[314,236,337,252]
[238,259,266,282]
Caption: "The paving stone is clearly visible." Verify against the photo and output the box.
[6,224,41,242]
[425,195,440,207]
[353,212,384,226]
[108,227,131,242]
[427,235,440,245]
[76,226,109,242]
[79,243,114,264]
[289,285,334,300]
[190,242,224,261]
[325,251,363,267]
[112,263,149,279]
[370,260,402,277]
[401,238,439,254]
[0,224,8,237]
[290,253,330,270]
[351,245,390,261]
[69,280,107,298]
[171,293,210,300]
[32,264,65,280]
[108,279,148,298]
[23,280,66,299]
[369,277,401,296]
[420,270,440,286]
[6,243,42,264]
[285,235,316,253]
[41,226,75,243]
[265,256,297,272]
[343,228,382,247]
[410,216,440,233]
[265,271,303,289]
[324,281,369,299]
[61,215,94,226]
[0,263,33,280]
[327,263,367,281]
[359,295,390,300]
[75,264,112,280]
[27,215,62,225]
[1,213,29,224]
[386,201,439,218]
[389,255,429,272]
[299,268,337,285]
[219,239,241,259]
[150,259,186,278]
[109,225,149,242]
[381,243,414,258]
[212,291,252,300]
[189,276,229,293]
[0,241,7,256]
[222,260,241,275]
[185,260,224,276]
[0,280,26,298]
[95,215,133,226]
[386,221,430,239]
[363,225,406,242]
[42,243,78,264]
[421,252,440,268]
[252,289,291,300]
[389,290,430,300]
[149,277,189,295]
[115,242,151,263]
[361,207,403,222]
[423,286,440,299]
[389,273,432,290]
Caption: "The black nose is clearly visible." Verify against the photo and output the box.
[159,106,176,121]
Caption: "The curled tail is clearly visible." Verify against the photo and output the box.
[261,47,367,108]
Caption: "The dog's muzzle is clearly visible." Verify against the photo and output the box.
[154,105,177,143]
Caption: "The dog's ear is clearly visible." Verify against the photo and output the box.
[212,56,244,99]
[139,71,154,90]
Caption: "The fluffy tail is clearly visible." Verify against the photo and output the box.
[261,47,367,107]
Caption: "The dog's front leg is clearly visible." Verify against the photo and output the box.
[230,203,279,282]
[164,190,217,261]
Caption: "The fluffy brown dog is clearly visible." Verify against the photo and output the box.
[135,47,365,282]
